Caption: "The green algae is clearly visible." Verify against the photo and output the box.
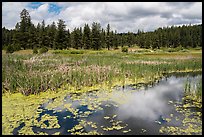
[123,129,132,133]
[68,120,101,135]
[37,114,60,129]
[159,96,202,135]
[2,91,64,135]
[3,80,202,135]
[104,116,110,120]
[2,69,202,135]
[141,128,147,133]
[52,132,60,135]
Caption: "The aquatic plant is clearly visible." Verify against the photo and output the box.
[184,77,202,100]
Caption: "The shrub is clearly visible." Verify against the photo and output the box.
[13,44,21,51]
[6,44,15,53]
[194,47,202,50]
[33,47,38,54]
[39,47,48,54]
[136,49,151,53]
[121,46,128,53]
[114,47,119,50]
[180,49,189,52]
[167,48,177,52]
[70,50,84,54]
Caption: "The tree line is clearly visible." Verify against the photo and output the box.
[136,24,202,49]
[2,9,202,52]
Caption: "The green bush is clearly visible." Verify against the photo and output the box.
[52,50,84,54]
[6,44,15,53]
[33,47,38,54]
[13,44,21,51]
[70,50,84,54]
[194,47,202,50]
[114,47,119,50]
[136,49,151,53]
[121,46,128,53]
[180,49,189,52]
[39,47,48,54]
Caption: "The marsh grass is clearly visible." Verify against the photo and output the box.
[196,78,202,98]
[2,49,202,96]
[184,77,202,100]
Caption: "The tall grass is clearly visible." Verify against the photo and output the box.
[184,77,202,99]
[2,49,202,96]
[196,78,202,98]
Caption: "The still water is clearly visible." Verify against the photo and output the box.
[14,73,202,135]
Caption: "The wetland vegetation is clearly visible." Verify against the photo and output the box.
[2,48,202,135]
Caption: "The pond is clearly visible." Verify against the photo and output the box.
[13,72,202,135]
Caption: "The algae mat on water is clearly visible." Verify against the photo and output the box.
[2,74,202,135]
[2,91,66,135]
[2,86,136,135]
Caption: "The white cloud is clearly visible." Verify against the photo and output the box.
[2,2,202,32]
[2,2,30,29]
[112,77,184,121]
[29,3,59,26]
[180,2,202,20]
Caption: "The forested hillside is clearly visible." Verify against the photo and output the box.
[2,9,202,52]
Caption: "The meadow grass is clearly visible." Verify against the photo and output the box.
[2,48,202,96]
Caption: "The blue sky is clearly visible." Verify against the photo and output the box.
[2,2,202,33]
[28,2,43,9]
[48,3,62,14]
[28,2,62,14]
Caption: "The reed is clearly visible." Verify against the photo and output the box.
[2,49,202,96]
[184,77,202,100]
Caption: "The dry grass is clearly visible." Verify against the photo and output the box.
[142,53,202,60]
[13,50,33,54]
[126,60,171,65]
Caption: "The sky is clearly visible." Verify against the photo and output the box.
[2,2,202,33]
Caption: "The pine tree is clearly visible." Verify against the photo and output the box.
[91,22,101,50]
[67,29,71,49]
[39,20,48,48]
[100,28,106,48]
[18,9,32,49]
[72,28,80,49]
[20,9,31,32]
[46,22,57,49]
[83,24,91,49]
[106,24,111,50]
[54,19,67,49]
[79,27,83,49]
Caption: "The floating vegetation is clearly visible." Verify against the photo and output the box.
[3,74,202,135]
[73,124,83,131]
[155,120,162,125]
[112,114,117,118]
[164,118,171,123]
[123,129,131,133]
[159,88,202,135]
[104,116,110,120]
[37,114,60,129]
[2,50,202,135]
[52,132,60,135]
[141,128,147,133]
[168,100,173,104]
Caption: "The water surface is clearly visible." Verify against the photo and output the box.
[14,73,202,135]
